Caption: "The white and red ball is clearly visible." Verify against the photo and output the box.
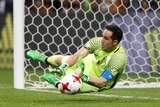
[60,73,82,94]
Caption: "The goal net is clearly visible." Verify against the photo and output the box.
[14,0,160,89]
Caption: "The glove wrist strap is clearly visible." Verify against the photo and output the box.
[62,63,69,67]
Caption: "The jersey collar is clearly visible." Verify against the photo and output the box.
[114,45,120,53]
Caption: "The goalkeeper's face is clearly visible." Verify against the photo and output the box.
[101,29,118,52]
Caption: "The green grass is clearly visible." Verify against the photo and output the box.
[0,69,160,107]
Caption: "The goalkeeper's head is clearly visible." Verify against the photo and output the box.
[105,24,123,44]
[101,24,123,52]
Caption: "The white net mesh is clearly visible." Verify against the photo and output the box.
[24,0,160,89]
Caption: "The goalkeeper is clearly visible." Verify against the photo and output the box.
[26,25,127,92]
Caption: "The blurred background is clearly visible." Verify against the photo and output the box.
[0,0,13,69]
[0,0,159,73]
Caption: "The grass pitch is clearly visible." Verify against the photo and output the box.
[0,69,160,107]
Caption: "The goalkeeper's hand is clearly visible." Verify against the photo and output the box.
[81,74,89,83]
[48,63,69,76]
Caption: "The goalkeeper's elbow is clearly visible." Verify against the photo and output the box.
[95,77,108,88]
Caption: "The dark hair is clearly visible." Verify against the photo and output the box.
[105,25,123,43]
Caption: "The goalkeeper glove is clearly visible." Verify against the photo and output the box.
[81,74,89,83]
[48,63,69,76]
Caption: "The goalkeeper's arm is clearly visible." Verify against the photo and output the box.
[65,47,89,67]
[50,47,89,75]
[81,74,107,88]
[81,69,114,88]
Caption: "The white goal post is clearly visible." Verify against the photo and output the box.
[14,0,160,90]
[14,0,25,89]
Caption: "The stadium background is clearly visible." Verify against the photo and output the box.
[0,0,160,83]
[0,0,13,69]
[0,0,160,72]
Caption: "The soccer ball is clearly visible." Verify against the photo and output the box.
[60,73,82,94]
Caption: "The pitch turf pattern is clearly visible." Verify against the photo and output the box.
[1,87,160,107]
[1,70,160,107]
[25,88,160,101]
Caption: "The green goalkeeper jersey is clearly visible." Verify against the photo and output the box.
[66,37,127,92]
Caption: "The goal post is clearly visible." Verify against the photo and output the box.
[13,0,25,89]
[14,0,160,90]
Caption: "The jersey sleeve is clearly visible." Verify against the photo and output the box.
[107,52,127,76]
[83,37,102,53]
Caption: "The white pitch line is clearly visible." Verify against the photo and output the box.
[82,93,160,100]
[25,88,160,101]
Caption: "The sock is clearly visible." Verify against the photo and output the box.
[47,55,62,66]
[45,58,49,64]
[56,82,60,89]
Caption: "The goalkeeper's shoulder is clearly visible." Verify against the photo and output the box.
[84,37,102,50]
[112,45,127,63]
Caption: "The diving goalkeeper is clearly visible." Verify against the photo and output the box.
[26,24,127,92]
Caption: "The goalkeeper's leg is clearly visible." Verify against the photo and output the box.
[26,50,48,63]
[26,50,63,66]
[43,73,61,90]
[26,50,66,75]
